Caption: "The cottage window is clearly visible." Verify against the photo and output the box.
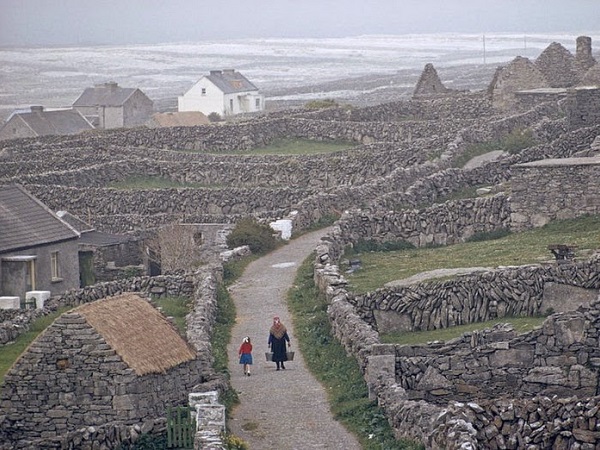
[51,251,61,280]
[255,98,260,108]
[229,99,234,111]
[201,88,206,95]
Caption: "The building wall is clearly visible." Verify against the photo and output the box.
[101,105,125,129]
[511,157,600,231]
[0,116,36,140]
[123,90,154,127]
[178,78,225,116]
[0,240,80,299]
[566,87,600,130]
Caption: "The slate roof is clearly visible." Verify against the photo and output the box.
[0,184,80,253]
[73,82,139,107]
[206,70,259,94]
[5,107,94,137]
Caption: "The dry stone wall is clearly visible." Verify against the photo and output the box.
[314,228,600,449]
[0,267,225,449]
[511,155,600,231]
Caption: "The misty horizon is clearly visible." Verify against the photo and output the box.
[1,0,599,47]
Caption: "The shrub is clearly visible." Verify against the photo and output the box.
[208,112,222,122]
[226,218,277,254]
[305,98,339,109]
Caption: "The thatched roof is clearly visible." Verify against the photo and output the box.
[76,293,196,375]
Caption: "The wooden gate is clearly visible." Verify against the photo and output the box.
[166,406,196,449]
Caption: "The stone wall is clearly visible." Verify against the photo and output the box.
[338,193,510,249]
[566,87,600,130]
[313,229,600,449]
[511,155,600,231]
[0,267,225,448]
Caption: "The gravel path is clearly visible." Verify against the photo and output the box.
[226,228,362,450]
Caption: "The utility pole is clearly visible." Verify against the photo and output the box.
[483,34,486,64]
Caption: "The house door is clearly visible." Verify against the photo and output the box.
[79,251,95,287]
[1,257,36,298]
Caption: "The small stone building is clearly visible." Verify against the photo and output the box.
[0,293,202,444]
[0,184,80,301]
[510,155,600,231]
[73,82,154,129]
[0,106,94,140]
[412,63,450,97]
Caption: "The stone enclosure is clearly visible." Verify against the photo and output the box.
[2,36,600,448]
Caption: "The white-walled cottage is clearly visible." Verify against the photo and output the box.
[178,69,264,117]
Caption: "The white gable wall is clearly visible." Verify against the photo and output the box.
[178,77,265,117]
[178,78,225,116]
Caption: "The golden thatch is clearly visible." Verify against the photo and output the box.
[76,293,196,376]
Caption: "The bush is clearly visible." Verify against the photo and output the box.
[226,218,277,254]
[305,98,339,109]
[208,112,222,122]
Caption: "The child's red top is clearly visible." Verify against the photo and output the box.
[239,342,253,354]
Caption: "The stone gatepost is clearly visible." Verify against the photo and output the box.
[366,344,396,400]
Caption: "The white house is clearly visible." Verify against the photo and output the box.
[178,69,264,117]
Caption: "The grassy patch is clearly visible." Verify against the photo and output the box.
[109,176,212,190]
[248,138,353,155]
[0,307,73,385]
[288,258,423,450]
[381,315,548,345]
[452,128,537,168]
[154,296,193,335]
[345,215,600,294]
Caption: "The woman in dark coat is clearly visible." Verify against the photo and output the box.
[268,316,290,370]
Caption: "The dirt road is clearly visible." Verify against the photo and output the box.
[226,228,362,450]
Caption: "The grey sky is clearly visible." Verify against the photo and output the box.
[1,0,599,47]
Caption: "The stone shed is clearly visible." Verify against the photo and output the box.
[0,293,202,443]
[510,155,600,231]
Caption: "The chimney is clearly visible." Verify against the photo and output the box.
[575,36,596,73]
[30,105,44,113]
[209,70,222,76]
[223,69,235,74]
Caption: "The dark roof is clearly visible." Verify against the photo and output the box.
[56,210,95,233]
[205,70,259,94]
[0,184,80,253]
[78,230,136,247]
[5,107,94,136]
[73,82,139,107]
[55,210,137,247]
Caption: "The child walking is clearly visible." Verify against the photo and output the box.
[238,336,253,376]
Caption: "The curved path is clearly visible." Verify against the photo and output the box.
[226,228,362,450]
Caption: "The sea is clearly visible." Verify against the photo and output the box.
[1,32,599,122]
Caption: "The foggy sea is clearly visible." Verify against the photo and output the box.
[1,32,599,122]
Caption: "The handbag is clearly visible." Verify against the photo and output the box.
[265,352,273,362]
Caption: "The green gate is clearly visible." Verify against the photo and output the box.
[166,406,196,449]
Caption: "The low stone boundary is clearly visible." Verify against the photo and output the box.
[0,266,229,449]
[313,224,600,448]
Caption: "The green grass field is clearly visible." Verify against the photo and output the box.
[345,215,600,294]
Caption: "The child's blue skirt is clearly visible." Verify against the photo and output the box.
[239,354,253,365]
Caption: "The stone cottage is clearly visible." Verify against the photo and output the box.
[0,184,80,303]
[73,81,154,129]
[0,106,94,141]
[0,293,202,444]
